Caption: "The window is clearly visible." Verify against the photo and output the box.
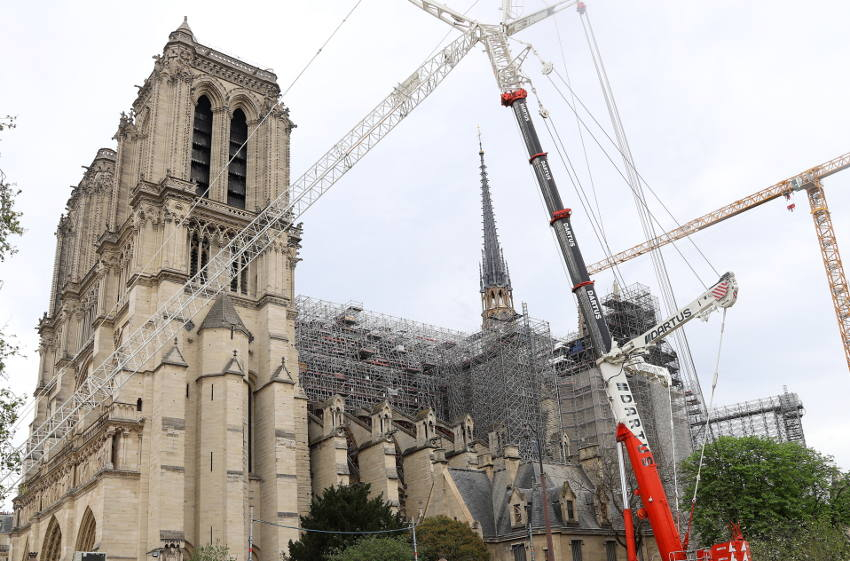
[247,389,254,472]
[605,541,618,561]
[228,109,248,208]
[512,504,523,526]
[566,499,575,521]
[189,231,210,283]
[79,296,96,349]
[511,544,527,561]
[570,540,583,561]
[191,96,213,197]
[230,246,248,295]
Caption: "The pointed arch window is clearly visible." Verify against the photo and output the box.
[247,386,254,473]
[228,109,248,209]
[230,246,249,295]
[189,231,210,284]
[191,96,213,198]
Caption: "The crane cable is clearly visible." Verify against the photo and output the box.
[527,83,628,291]
[510,35,719,285]
[667,379,682,530]
[253,518,415,535]
[684,307,728,548]
[576,7,715,453]
[6,0,364,444]
[525,61,710,289]
[549,66,720,281]
[549,11,608,249]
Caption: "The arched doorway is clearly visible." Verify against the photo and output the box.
[41,517,61,561]
[75,508,96,552]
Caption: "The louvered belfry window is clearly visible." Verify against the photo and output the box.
[191,95,213,197]
[228,108,248,209]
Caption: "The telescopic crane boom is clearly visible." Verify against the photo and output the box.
[597,273,749,561]
[499,86,751,561]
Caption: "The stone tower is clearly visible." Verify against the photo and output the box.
[12,20,309,561]
[477,132,516,328]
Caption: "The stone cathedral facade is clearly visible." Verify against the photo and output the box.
[12,19,307,561]
[8,20,664,561]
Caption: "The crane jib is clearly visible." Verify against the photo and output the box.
[643,307,693,345]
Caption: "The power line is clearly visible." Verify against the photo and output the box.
[252,518,415,535]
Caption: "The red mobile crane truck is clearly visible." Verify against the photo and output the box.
[500,87,751,561]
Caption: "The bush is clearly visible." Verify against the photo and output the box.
[327,536,413,561]
[415,516,489,561]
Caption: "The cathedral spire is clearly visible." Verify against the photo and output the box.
[477,129,516,328]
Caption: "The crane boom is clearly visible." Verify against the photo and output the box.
[9,29,479,484]
[587,152,850,275]
[587,152,850,374]
[615,272,737,358]
[596,273,739,560]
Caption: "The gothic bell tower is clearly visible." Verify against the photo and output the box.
[477,132,517,328]
[12,19,308,561]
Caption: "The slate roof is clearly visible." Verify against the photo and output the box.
[199,294,252,340]
[448,461,620,540]
[449,469,497,537]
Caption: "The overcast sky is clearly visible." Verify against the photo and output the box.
[2,0,849,474]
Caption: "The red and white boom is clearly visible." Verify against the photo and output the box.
[597,273,748,561]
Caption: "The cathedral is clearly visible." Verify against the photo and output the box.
[4,20,675,561]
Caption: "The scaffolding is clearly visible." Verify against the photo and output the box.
[295,295,467,418]
[295,296,562,461]
[695,388,806,445]
[552,283,692,473]
[445,304,562,461]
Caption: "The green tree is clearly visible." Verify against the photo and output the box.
[287,483,406,561]
[0,116,21,260]
[415,515,489,561]
[0,114,24,501]
[189,544,232,561]
[748,519,850,561]
[327,536,412,561]
[681,436,850,546]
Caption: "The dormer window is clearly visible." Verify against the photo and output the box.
[228,109,248,209]
[560,481,578,524]
[191,96,213,197]
[509,488,527,528]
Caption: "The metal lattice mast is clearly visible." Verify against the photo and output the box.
[806,181,850,371]
[7,29,479,485]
